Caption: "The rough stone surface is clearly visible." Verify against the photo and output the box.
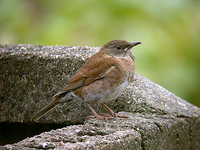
[0,44,200,149]
[1,113,200,149]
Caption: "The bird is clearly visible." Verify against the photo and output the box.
[30,39,141,121]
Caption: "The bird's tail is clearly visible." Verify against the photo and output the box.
[30,95,62,121]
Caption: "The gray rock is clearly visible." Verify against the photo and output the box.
[2,114,200,149]
[0,44,200,149]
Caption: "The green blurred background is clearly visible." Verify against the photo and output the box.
[0,0,199,107]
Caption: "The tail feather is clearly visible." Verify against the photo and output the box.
[30,96,61,121]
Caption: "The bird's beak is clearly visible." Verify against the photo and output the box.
[130,41,141,48]
[125,41,141,52]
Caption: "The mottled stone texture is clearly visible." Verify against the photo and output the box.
[0,44,200,149]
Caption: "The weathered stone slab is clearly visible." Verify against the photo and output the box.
[0,44,200,149]
[2,113,200,149]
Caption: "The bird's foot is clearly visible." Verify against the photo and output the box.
[85,113,128,120]
[110,113,129,119]
[85,115,113,120]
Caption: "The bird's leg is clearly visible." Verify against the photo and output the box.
[85,103,113,120]
[100,103,129,119]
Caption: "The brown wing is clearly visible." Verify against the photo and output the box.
[53,53,116,98]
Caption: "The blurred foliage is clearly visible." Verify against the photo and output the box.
[0,0,199,107]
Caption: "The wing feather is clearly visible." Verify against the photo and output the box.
[53,53,116,98]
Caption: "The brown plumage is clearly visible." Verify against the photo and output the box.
[30,39,141,121]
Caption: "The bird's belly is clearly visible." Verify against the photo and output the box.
[101,79,129,103]
[82,78,129,104]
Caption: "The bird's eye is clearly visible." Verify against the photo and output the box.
[117,46,122,50]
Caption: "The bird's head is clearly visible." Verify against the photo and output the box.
[99,39,141,57]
